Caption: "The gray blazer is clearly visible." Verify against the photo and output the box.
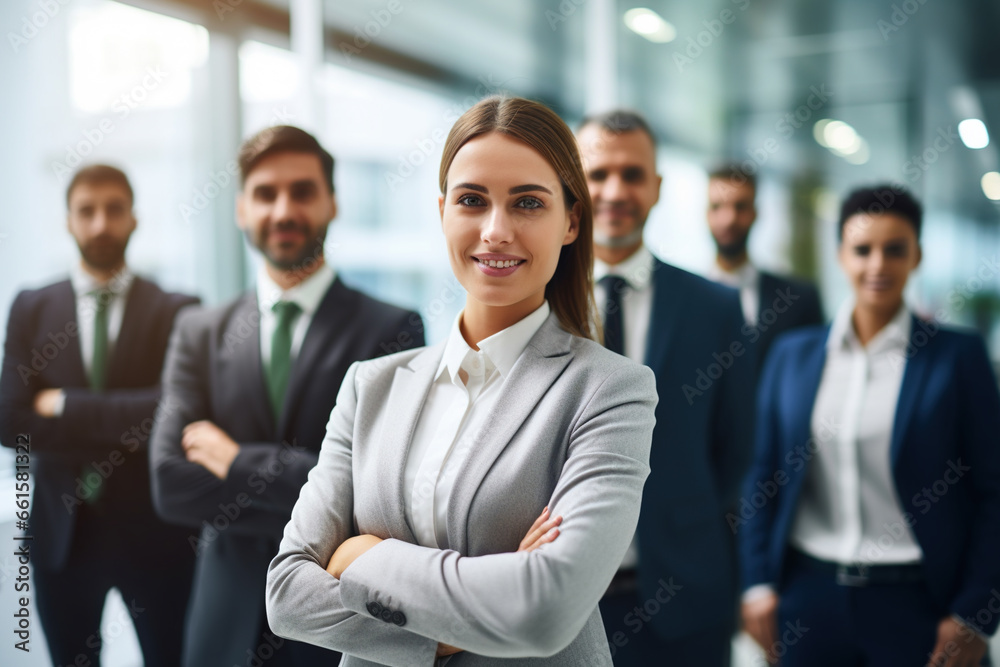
[266,313,657,666]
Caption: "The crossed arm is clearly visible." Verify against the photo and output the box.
[266,360,657,665]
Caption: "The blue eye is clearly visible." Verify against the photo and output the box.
[516,197,543,210]
[457,194,485,206]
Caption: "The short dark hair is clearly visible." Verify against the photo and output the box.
[579,109,657,146]
[708,162,757,193]
[237,125,335,193]
[838,183,922,241]
[66,164,133,208]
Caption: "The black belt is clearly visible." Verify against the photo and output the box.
[788,549,925,587]
[605,568,638,596]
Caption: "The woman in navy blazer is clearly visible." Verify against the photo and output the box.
[738,185,1000,666]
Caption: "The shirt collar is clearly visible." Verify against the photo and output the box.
[828,297,911,354]
[594,245,655,291]
[709,260,759,290]
[436,300,551,383]
[70,263,134,298]
[256,262,336,316]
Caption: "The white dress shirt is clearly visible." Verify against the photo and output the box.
[593,244,654,366]
[708,260,760,326]
[403,301,551,549]
[256,262,336,366]
[594,245,656,570]
[790,299,922,565]
[53,264,135,416]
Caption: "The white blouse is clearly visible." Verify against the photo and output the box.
[402,301,551,548]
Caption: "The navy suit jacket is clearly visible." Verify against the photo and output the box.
[738,317,1000,635]
[636,260,756,641]
[0,277,199,570]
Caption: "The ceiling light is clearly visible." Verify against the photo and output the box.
[824,120,859,152]
[813,119,834,147]
[624,8,677,43]
[982,171,1000,201]
[958,118,989,149]
[843,139,870,165]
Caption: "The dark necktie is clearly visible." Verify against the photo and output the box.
[599,275,628,357]
[90,288,112,392]
[83,287,113,505]
[266,301,301,422]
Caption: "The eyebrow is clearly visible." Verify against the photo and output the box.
[451,182,554,195]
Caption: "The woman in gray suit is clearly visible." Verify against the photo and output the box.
[266,96,658,666]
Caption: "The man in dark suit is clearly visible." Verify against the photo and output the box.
[0,165,198,666]
[705,164,825,368]
[578,112,755,666]
[149,125,425,667]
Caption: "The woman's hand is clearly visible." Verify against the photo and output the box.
[517,506,563,552]
[436,642,463,657]
[433,507,563,657]
[741,591,779,664]
[326,535,383,579]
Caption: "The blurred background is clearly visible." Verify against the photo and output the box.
[1,0,999,664]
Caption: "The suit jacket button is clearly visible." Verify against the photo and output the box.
[380,608,393,623]
[367,602,383,617]
[391,611,406,627]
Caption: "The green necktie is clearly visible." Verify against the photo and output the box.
[83,287,112,505]
[90,288,112,392]
[265,301,301,423]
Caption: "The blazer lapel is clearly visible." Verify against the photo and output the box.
[445,314,574,554]
[891,316,931,466]
[55,280,89,387]
[374,345,443,544]
[790,333,829,461]
[644,260,685,372]
[225,292,275,437]
[278,279,355,435]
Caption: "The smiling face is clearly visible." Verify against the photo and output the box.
[839,212,921,314]
[236,151,336,272]
[67,181,136,273]
[576,124,661,256]
[439,131,580,324]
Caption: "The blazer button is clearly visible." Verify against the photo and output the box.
[380,608,393,623]
[367,602,383,618]
[391,611,406,627]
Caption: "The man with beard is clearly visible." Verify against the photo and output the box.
[705,164,824,368]
[149,125,425,667]
[0,165,198,666]
[577,112,754,666]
